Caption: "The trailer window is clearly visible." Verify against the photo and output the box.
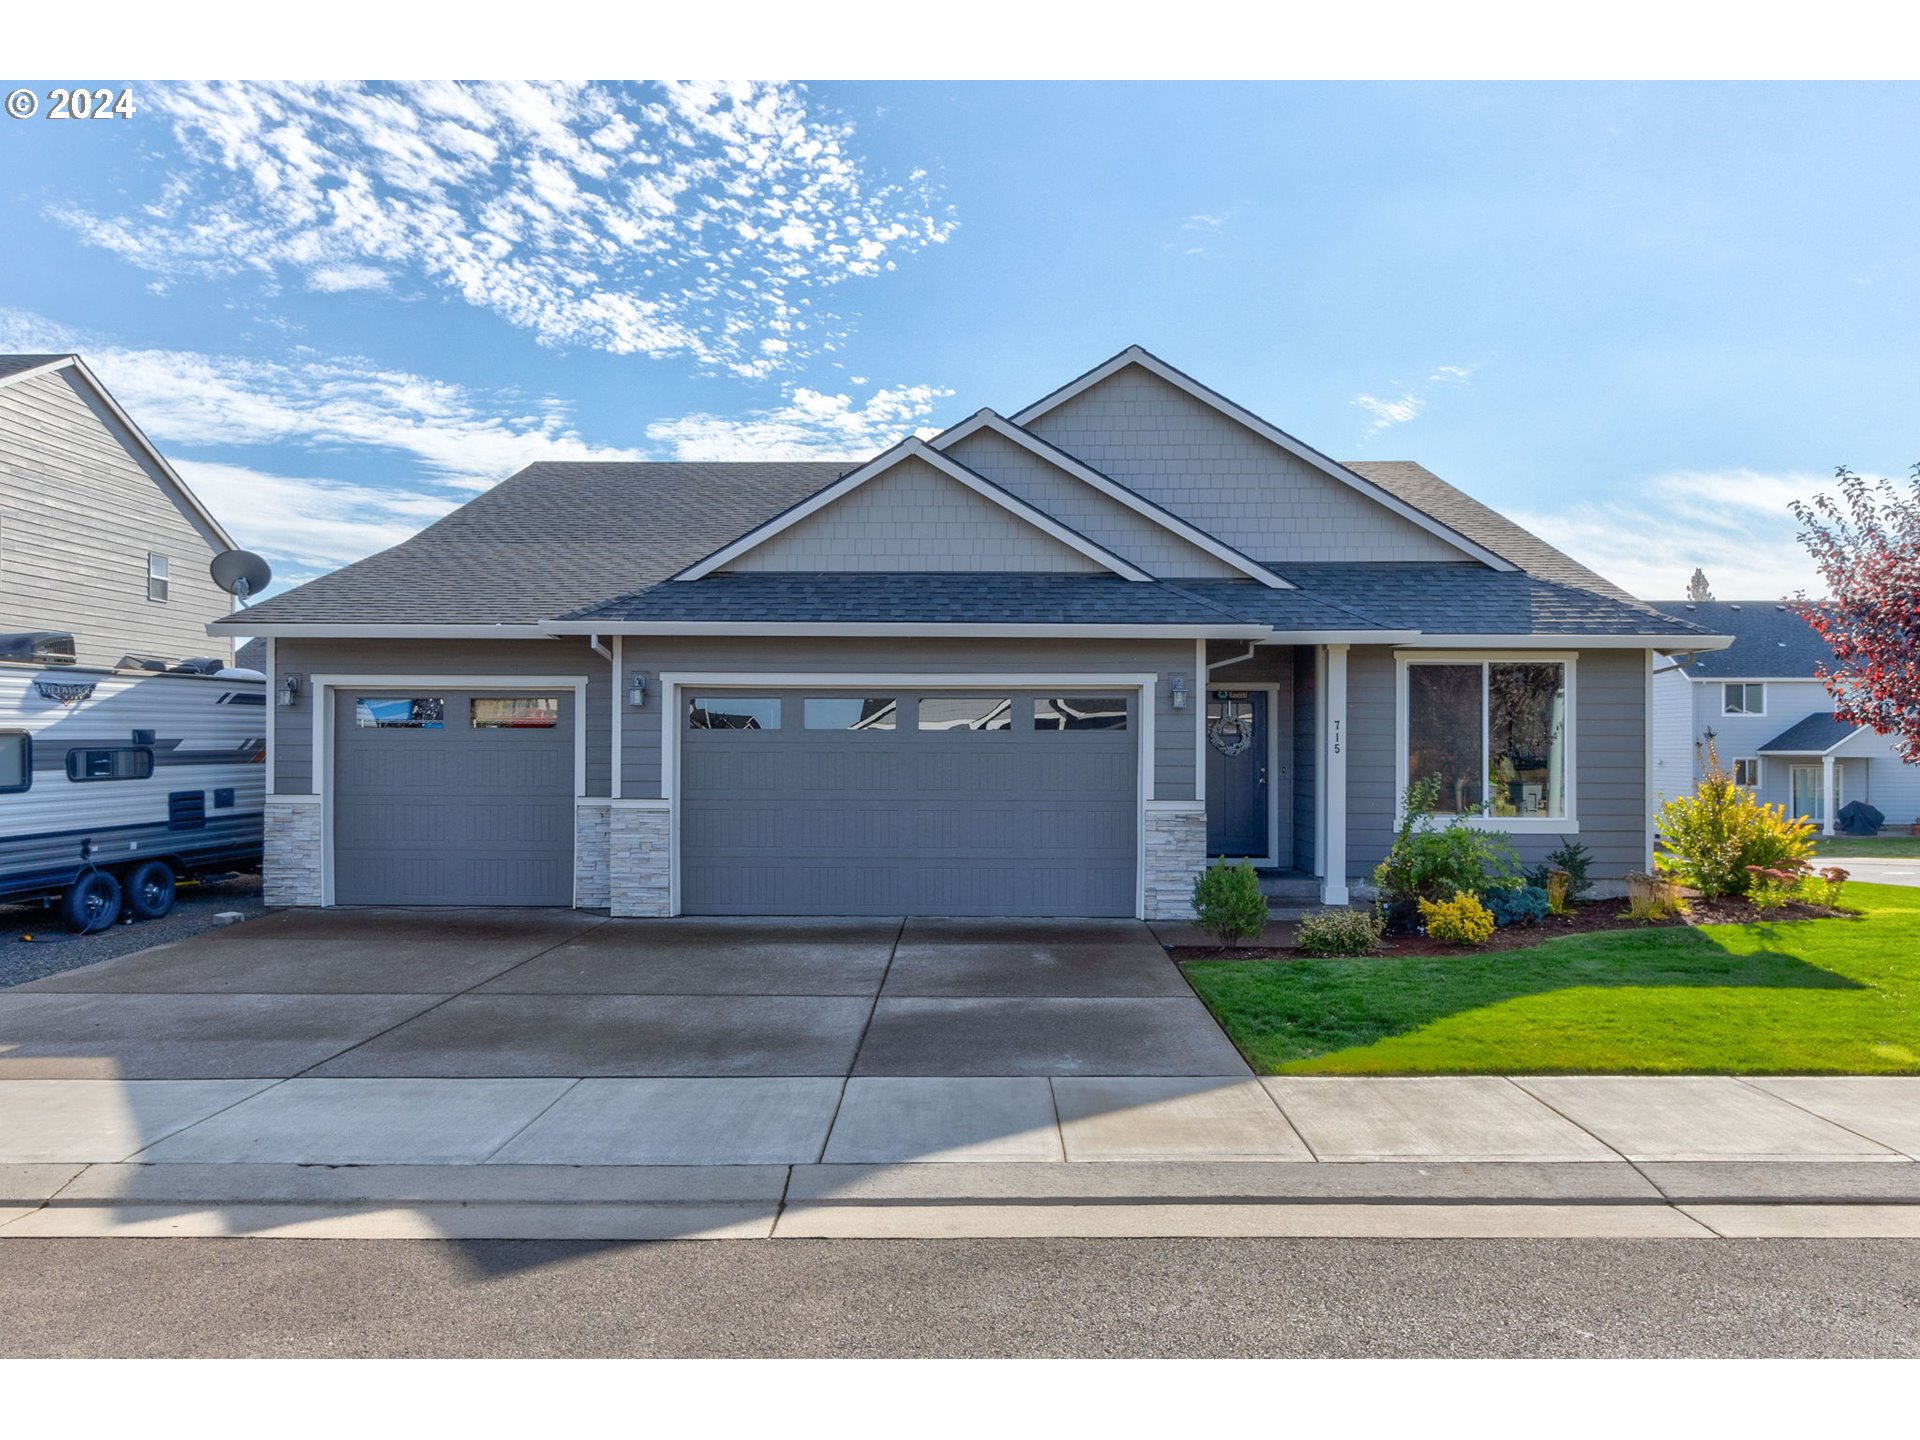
[0,731,28,792]
[67,747,155,782]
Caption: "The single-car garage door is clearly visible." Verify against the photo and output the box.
[680,689,1138,916]
[332,688,574,906]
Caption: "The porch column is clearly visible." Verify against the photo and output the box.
[1822,753,1836,837]
[1322,644,1350,905]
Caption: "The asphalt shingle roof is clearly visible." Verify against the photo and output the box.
[231,461,849,625]
[565,573,1262,626]
[1647,600,1835,676]
[1758,711,1861,754]
[0,353,72,383]
[1257,564,1713,637]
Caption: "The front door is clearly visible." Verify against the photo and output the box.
[1790,763,1842,823]
[1206,689,1268,859]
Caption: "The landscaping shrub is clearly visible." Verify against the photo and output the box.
[1191,859,1267,947]
[1811,865,1851,907]
[1526,839,1593,903]
[1295,907,1385,957]
[1481,883,1550,928]
[1372,777,1518,930]
[1655,741,1816,897]
[1745,864,1804,910]
[1418,891,1496,945]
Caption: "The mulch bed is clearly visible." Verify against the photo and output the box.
[1167,895,1857,963]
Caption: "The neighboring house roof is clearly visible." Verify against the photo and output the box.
[234,637,266,671]
[0,352,238,551]
[1648,600,1835,676]
[1758,711,1863,755]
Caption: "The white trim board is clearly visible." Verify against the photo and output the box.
[659,671,1160,919]
[1009,345,1516,573]
[669,436,1155,584]
[931,408,1292,589]
[306,673,591,908]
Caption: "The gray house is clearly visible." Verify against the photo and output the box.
[1650,599,1920,834]
[1,353,236,669]
[213,346,1726,919]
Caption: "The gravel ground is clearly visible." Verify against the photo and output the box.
[0,1236,1916,1357]
[0,872,264,988]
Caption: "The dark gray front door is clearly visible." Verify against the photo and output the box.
[679,690,1138,916]
[332,688,574,906]
[1206,689,1268,859]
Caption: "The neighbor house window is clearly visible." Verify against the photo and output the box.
[147,553,169,602]
[688,696,782,730]
[1723,683,1765,716]
[803,697,898,731]
[0,731,29,793]
[67,746,154,781]
[1732,757,1761,787]
[355,697,445,729]
[918,696,1013,732]
[1404,658,1570,821]
[1036,696,1129,731]
[471,697,560,729]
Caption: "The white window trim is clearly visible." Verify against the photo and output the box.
[1789,761,1844,823]
[1732,756,1762,788]
[147,552,169,603]
[307,673,591,908]
[1394,650,1579,834]
[660,671,1158,919]
[1722,681,1767,717]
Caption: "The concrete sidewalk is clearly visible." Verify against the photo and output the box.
[3,1073,1918,1239]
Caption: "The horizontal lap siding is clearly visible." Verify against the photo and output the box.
[271,638,612,796]
[0,369,231,668]
[620,636,1198,802]
[1345,646,1650,882]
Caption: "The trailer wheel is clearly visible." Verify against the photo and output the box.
[126,861,177,921]
[61,871,123,933]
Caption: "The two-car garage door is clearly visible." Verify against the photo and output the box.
[679,689,1139,917]
[329,684,1140,916]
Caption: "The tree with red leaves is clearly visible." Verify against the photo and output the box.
[1788,465,1920,764]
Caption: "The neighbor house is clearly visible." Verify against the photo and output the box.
[1649,598,1920,834]
[212,346,1727,919]
[0,353,236,669]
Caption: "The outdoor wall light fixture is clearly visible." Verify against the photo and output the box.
[628,675,647,709]
[1171,674,1188,710]
[279,673,300,708]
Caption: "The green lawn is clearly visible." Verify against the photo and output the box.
[1816,835,1920,858]
[1182,882,1920,1075]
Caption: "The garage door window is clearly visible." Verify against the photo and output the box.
[803,697,898,731]
[689,696,783,730]
[918,696,1013,732]
[1036,696,1129,731]
[471,697,560,729]
[356,697,445,729]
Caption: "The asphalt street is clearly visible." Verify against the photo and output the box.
[3,1236,1917,1357]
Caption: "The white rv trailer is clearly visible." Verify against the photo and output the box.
[0,654,266,929]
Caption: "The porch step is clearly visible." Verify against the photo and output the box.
[1256,872,1320,903]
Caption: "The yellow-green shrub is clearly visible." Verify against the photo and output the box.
[1655,742,1815,898]
[1418,891,1496,945]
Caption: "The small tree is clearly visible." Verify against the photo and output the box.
[1788,465,1920,764]
[1191,859,1267,948]
[1686,568,1714,602]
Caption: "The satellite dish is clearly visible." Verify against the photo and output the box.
[209,549,272,606]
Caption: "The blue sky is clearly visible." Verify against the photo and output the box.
[3,79,1915,598]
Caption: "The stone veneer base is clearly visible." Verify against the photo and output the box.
[1143,805,1207,922]
[263,796,323,908]
[608,803,672,918]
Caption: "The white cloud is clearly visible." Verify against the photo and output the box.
[1353,391,1425,431]
[174,460,457,585]
[1509,468,1827,600]
[1183,214,1225,232]
[646,383,955,461]
[54,81,955,377]
[1351,361,1475,437]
